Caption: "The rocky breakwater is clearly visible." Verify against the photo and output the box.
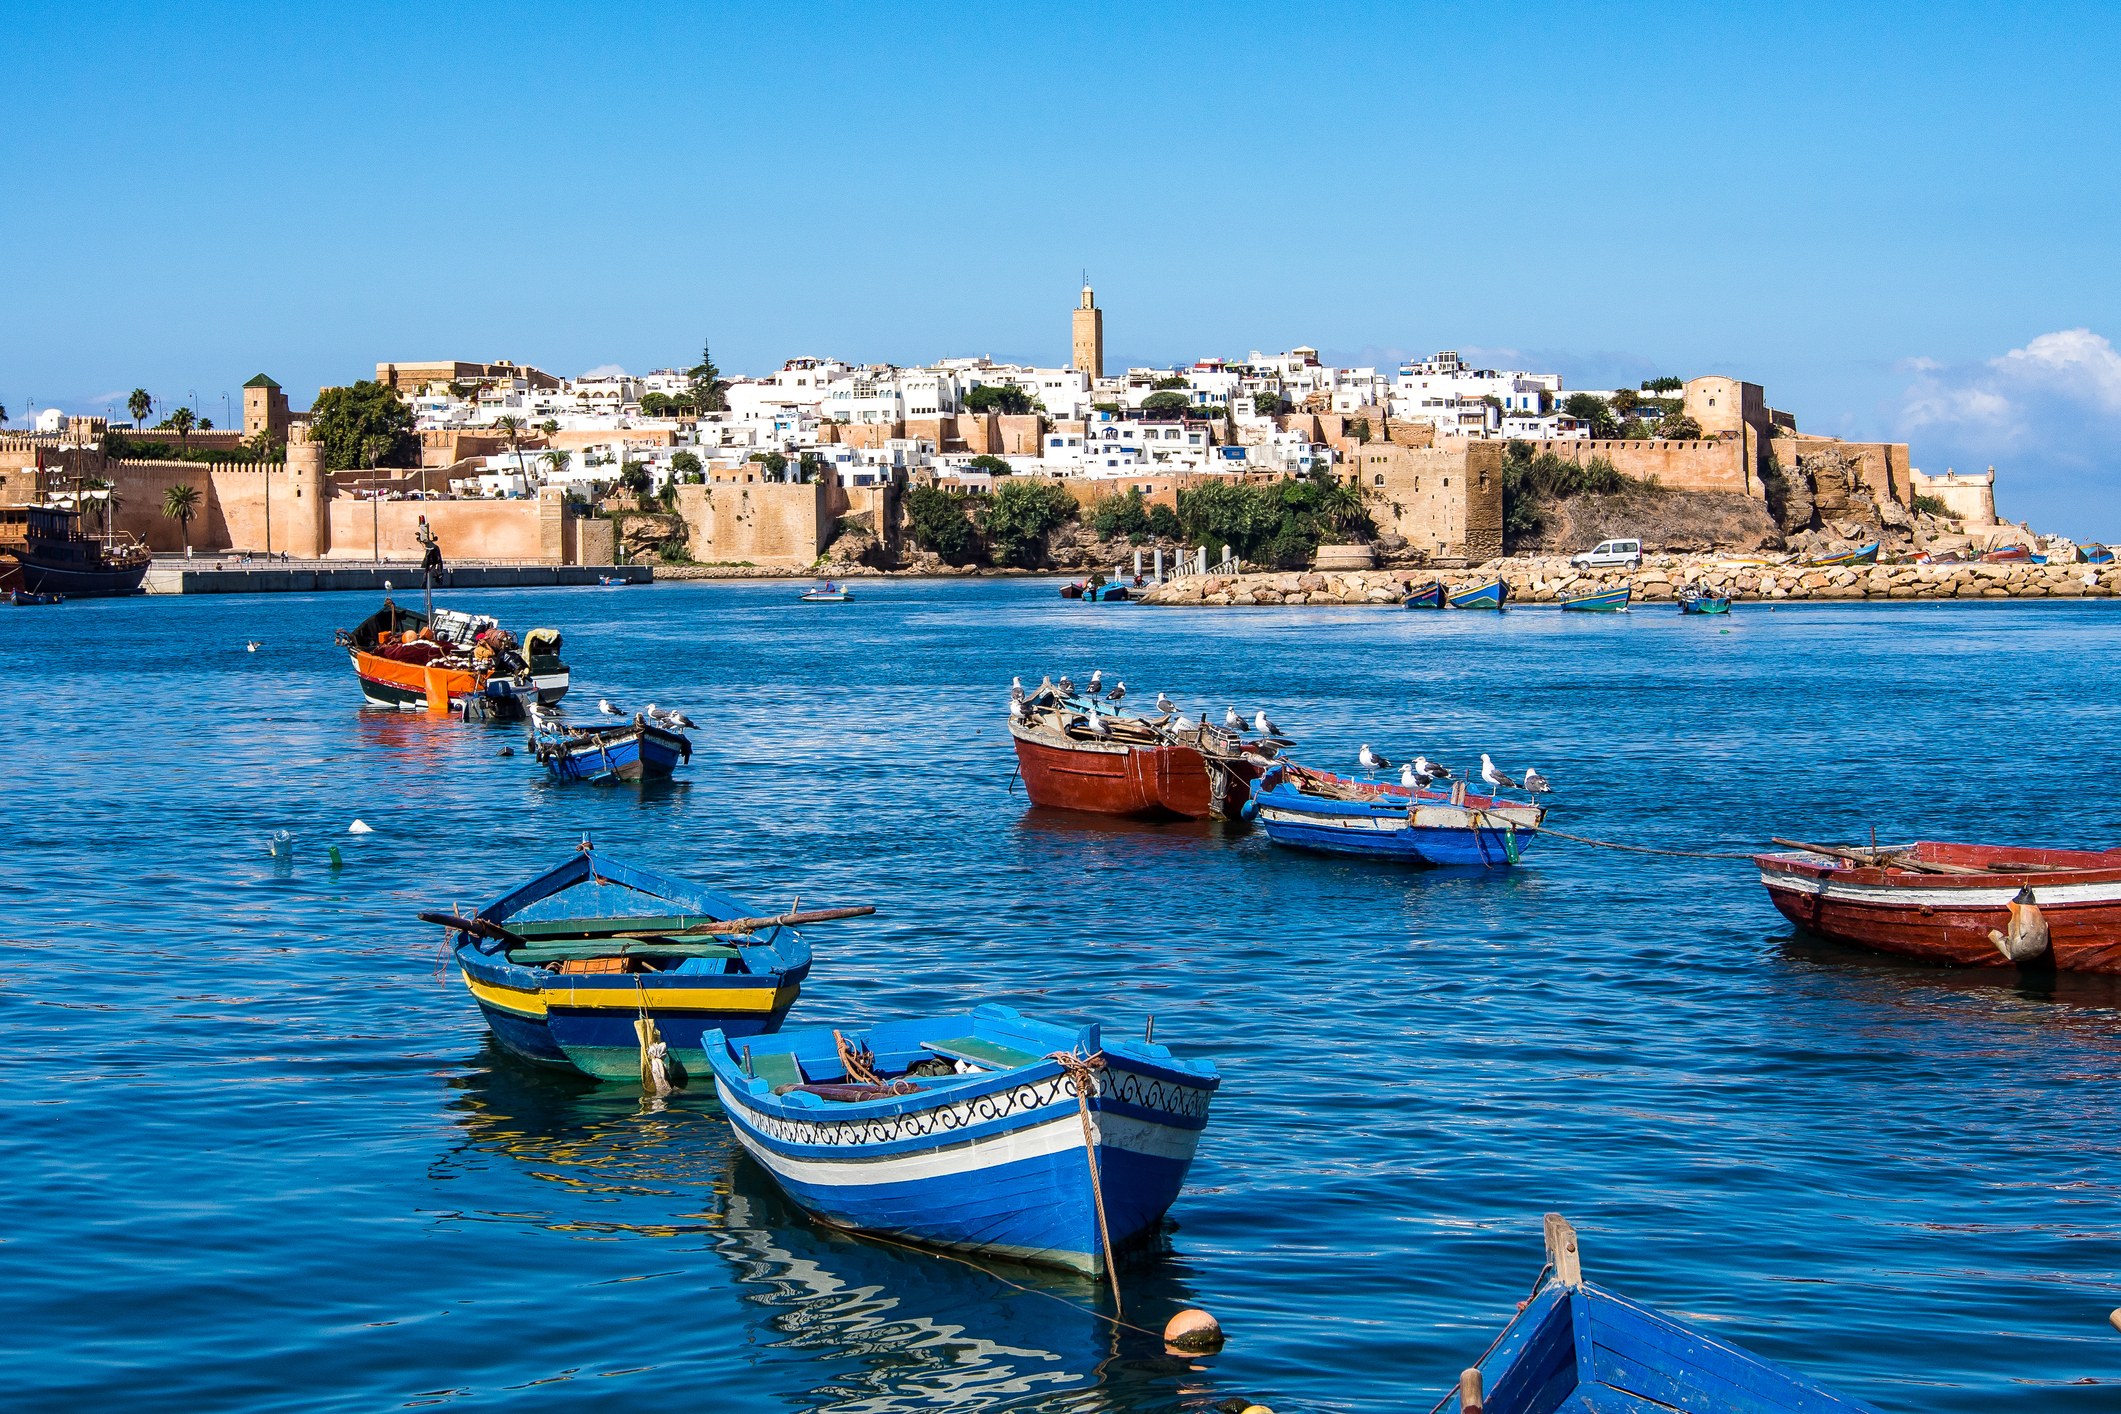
[1138,569,1429,606]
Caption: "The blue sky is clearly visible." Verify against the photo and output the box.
[9,2,2120,535]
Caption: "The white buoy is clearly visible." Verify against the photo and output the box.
[1163,1308,1224,1354]
[348,820,374,834]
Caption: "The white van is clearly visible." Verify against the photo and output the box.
[1570,539,1643,570]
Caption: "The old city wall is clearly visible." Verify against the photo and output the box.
[325,498,546,561]
[1498,437,1764,498]
[1351,443,1503,559]
[674,480,830,566]
[1770,436,1909,505]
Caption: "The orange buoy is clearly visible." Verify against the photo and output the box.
[1164,1308,1225,1354]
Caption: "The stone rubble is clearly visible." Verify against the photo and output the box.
[1134,553,2121,606]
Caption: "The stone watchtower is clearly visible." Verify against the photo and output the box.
[1072,282,1104,380]
[243,374,291,438]
[277,422,328,557]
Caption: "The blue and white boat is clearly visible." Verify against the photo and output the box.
[1449,577,1508,609]
[705,1003,1219,1275]
[1246,762,1544,866]
[528,709,692,782]
[1450,1215,1878,1413]
[1559,585,1631,611]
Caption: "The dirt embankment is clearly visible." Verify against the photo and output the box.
[1507,489,1782,556]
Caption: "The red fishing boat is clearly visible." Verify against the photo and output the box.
[1009,704,1269,820]
[1755,839,2121,973]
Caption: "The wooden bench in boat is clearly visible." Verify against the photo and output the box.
[920,1036,1041,1070]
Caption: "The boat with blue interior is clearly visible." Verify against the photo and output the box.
[1446,1214,1878,1414]
[1809,541,1879,567]
[528,705,692,781]
[1679,589,1732,614]
[1559,586,1631,611]
[706,1002,1219,1275]
[1449,577,1508,609]
[1246,760,1544,866]
[1402,581,1446,609]
[423,846,866,1082]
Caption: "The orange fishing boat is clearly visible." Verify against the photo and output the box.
[336,597,568,717]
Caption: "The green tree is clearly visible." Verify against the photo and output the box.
[797,452,830,483]
[538,419,559,437]
[1143,390,1191,415]
[128,388,152,429]
[1148,502,1181,539]
[748,450,789,479]
[639,392,672,416]
[1561,393,1618,438]
[541,447,572,483]
[905,484,976,561]
[619,459,652,496]
[166,406,197,449]
[966,454,1011,476]
[1655,413,1703,440]
[1152,374,1190,390]
[1253,391,1283,418]
[964,384,1034,417]
[0,400,8,426]
[670,451,702,481]
[1610,388,1639,418]
[984,477,1077,566]
[688,340,728,413]
[161,483,200,551]
[1093,489,1151,540]
[310,381,418,471]
[1642,376,1684,394]
[241,429,285,462]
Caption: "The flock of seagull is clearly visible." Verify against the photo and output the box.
[1007,672,1550,798]
[594,698,697,730]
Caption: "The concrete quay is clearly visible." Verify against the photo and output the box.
[1136,556,2121,607]
[142,558,650,595]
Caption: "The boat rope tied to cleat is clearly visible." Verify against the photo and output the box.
[1048,1047,1122,1314]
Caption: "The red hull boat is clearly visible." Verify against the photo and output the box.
[1755,840,2121,973]
[1009,716,1267,820]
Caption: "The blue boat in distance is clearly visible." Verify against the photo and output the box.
[1449,577,1508,609]
[427,847,844,1081]
[1247,762,1544,866]
[1679,591,1732,614]
[1451,1214,1878,1414]
[1403,581,1446,609]
[1560,586,1631,611]
[705,1003,1220,1276]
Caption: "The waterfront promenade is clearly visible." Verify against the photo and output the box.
[141,554,648,594]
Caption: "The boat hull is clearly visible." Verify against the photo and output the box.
[1402,582,1446,608]
[1756,845,2121,973]
[712,1050,1212,1275]
[537,723,692,782]
[1254,779,1542,866]
[1449,579,1507,609]
[349,648,483,712]
[1009,721,1257,819]
[1679,596,1732,614]
[457,945,805,1080]
[7,554,149,597]
[1560,588,1631,611]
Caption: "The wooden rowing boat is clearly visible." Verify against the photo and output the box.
[1679,592,1732,614]
[1808,542,1879,567]
[1448,1215,1878,1413]
[1009,703,1268,819]
[705,1002,1219,1276]
[429,848,843,1080]
[1402,581,1446,609]
[1754,839,2121,972]
[529,711,692,782]
[1559,586,1631,611]
[1246,763,1543,866]
[1449,577,1508,609]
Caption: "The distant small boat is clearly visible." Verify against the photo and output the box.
[1401,581,1445,609]
[800,580,852,602]
[425,848,840,1081]
[2082,545,2114,565]
[1091,582,1131,602]
[1447,1214,1879,1414]
[596,575,629,587]
[1246,762,1543,866]
[1678,591,1732,614]
[1560,586,1631,612]
[705,1002,1221,1275]
[1448,577,1508,609]
[529,711,693,782]
[1809,542,1879,567]
[1981,544,2031,563]
[1059,582,1085,600]
[7,589,65,606]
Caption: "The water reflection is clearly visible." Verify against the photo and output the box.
[1778,929,2121,1013]
[438,1049,1235,1413]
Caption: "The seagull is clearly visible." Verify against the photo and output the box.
[1254,708,1283,738]
[1224,706,1244,731]
[1481,753,1521,792]
[1088,711,1111,739]
[1359,744,1391,772]
[1414,754,1451,782]
[246,640,260,652]
[1088,669,1103,695]
[1008,697,1025,720]
[668,710,696,729]
[1106,681,1126,704]
[1155,691,1175,714]
[1010,675,1025,703]
[1058,674,1075,696]
[1523,767,1551,795]
[1037,674,1055,698]
[1401,762,1420,789]
[598,698,623,717]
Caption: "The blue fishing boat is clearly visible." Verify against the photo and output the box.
[1091,581,1132,602]
[1679,591,1732,614]
[529,709,692,782]
[596,574,629,587]
[705,1002,1219,1275]
[1245,762,1543,866]
[423,847,859,1082]
[800,580,852,602]
[2083,545,2114,565]
[1448,1214,1878,1414]
[1808,542,1879,567]
[1449,577,1508,609]
[1559,586,1631,611]
[1402,581,1445,609]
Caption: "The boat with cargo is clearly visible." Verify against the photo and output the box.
[0,501,150,598]
[336,597,568,717]
[1247,761,1544,866]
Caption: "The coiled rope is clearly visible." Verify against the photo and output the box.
[1047,1047,1122,1315]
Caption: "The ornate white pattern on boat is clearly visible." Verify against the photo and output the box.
[735,1065,1214,1150]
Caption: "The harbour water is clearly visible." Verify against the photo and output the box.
[7,581,2120,1412]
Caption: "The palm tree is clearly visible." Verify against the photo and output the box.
[540,447,571,483]
[0,401,9,428]
[162,483,200,551]
[494,414,529,482]
[168,406,197,450]
[128,389,152,430]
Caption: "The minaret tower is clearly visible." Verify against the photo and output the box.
[1071,277,1104,380]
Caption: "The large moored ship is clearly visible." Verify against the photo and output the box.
[0,502,151,597]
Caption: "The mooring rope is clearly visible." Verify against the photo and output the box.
[1533,826,1763,860]
[1421,1260,1556,1414]
[1047,1047,1122,1315]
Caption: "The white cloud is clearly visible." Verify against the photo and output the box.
[579,363,628,378]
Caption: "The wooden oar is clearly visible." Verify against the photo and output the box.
[1769,838,1986,875]
[665,904,876,937]
[418,910,526,944]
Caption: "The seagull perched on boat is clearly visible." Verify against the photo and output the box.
[1523,767,1551,795]
[1106,681,1126,704]
[1087,711,1110,739]
[1224,706,1244,731]
[598,698,623,717]
[1087,669,1103,696]
[1254,708,1284,739]
[1155,691,1175,714]
[1037,674,1055,700]
[668,709,695,729]
[1008,697,1025,720]
[1481,753,1521,792]
[1058,674,1075,697]
[1414,755,1450,784]
[1401,762,1420,789]
[1010,675,1025,703]
[1359,744,1391,773]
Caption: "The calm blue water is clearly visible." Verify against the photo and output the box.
[6,582,2121,1413]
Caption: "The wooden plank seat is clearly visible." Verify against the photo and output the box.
[505,938,743,965]
[507,915,723,939]
[919,1036,1041,1070]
